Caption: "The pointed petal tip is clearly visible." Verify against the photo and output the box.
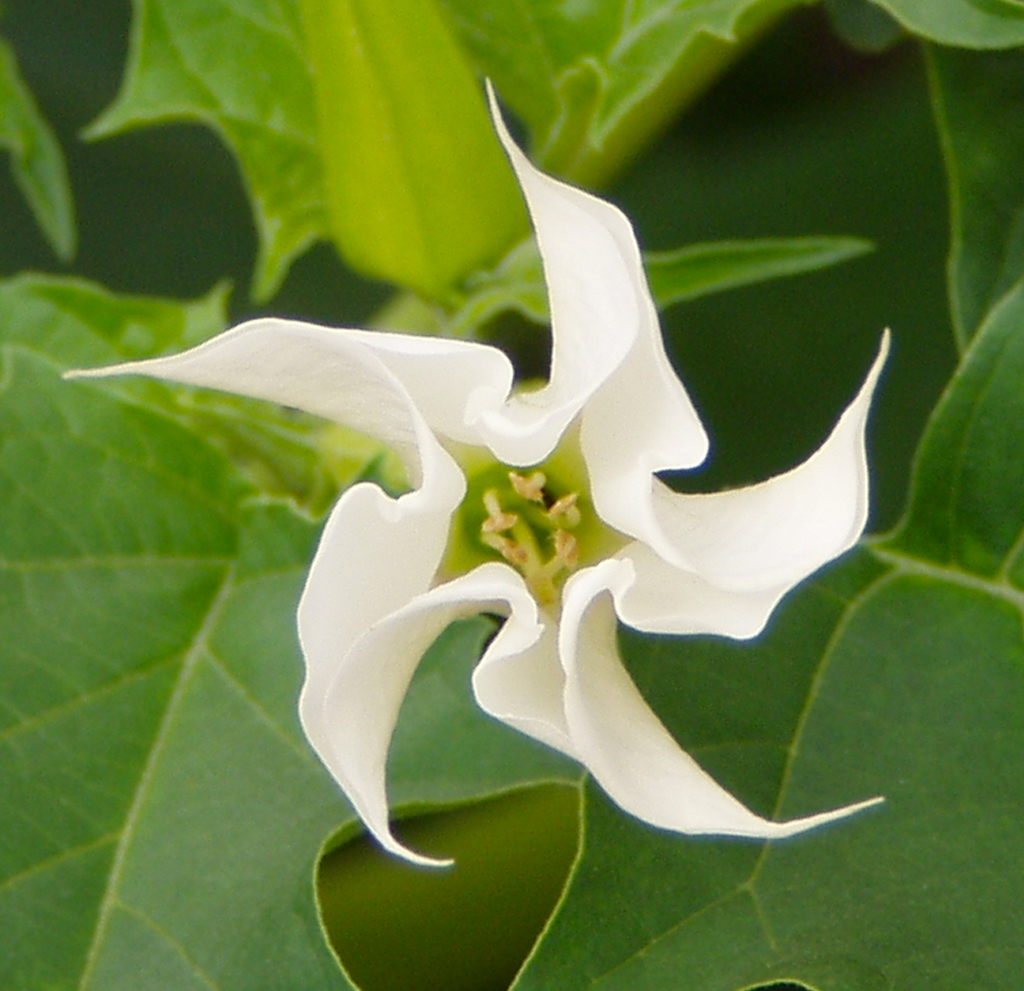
[760,794,885,840]
[870,327,891,382]
[484,80,512,153]
[63,365,115,381]
[379,834,454,869]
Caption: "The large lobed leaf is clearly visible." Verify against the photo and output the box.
[511,276,1024,991]
[3,189,1023,991]
[0,276,573,990]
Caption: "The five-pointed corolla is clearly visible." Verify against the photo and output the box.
[68,89,887,865]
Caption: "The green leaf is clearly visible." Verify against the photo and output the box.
[825,0,904,54]
[0,273,407,517]
[885,276,1024,582]
[0,35,76,260]
[439,0,812,186]
[644,236,874,309]
[0,273,229,367]
[0,276,573,989]
[85,0,327,302]
[299,0,528,300]
[863,0,1024,47]
[928,45,1024,350]
[512,279,1024,990]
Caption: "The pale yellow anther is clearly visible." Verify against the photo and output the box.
[548,492,581,528]
[509,471,546,503]
[553,529,579,567]
[482,532,530,566]
[481,489,518,533]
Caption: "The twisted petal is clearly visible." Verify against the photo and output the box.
[314,563,544,865]
[561,560,883,837]
[472,612,575,760]
[474,85,678,467]
[581,312,710,565]
[65,317,511,483]
[297,466,461,801]
[617,332,890,637]
[65,319,490,860]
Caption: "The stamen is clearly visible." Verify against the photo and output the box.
[471,465,595,607]
[481,489,518,533]
[509,471,546,503]
[548,492,581,528]
[481,532,529,566]
[552,529,579,567]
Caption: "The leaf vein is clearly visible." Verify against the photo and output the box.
[0,655,180,747]
[0,832,117,897]
[75,566,238,991]
[206,649,314,765]
[870,544,1024,610]
[117,900,222,991]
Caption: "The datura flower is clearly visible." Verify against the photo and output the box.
[68,89,888,866]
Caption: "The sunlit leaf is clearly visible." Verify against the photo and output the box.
[88,0,528,302]
[928,45,1024,349]
[0,35,75,260]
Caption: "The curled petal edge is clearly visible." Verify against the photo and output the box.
[562,559,884,839]
[628,330,889,577]
[314,563,545,866]
[64,317,513,483]
[481,83,658,466]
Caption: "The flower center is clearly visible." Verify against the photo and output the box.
[478,470,582,605]
[444,443,625,607]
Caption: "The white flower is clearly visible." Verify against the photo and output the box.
[68,89,887,866]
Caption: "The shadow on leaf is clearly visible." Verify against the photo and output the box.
[317,783,580,991]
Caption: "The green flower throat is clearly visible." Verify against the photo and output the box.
[445,450,623,606]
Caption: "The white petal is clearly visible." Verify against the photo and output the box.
[297,459,462,789]
[342,329,514,448]
[581,311,710,560]
[612,540,789,639]
[313,563,544,866]
[646,332,890,590]
[560,559,882,838]
[65,317,511,483]
[479,85,656,466]
[472,611,576,760]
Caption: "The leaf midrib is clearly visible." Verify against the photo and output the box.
[75,564,238,991]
